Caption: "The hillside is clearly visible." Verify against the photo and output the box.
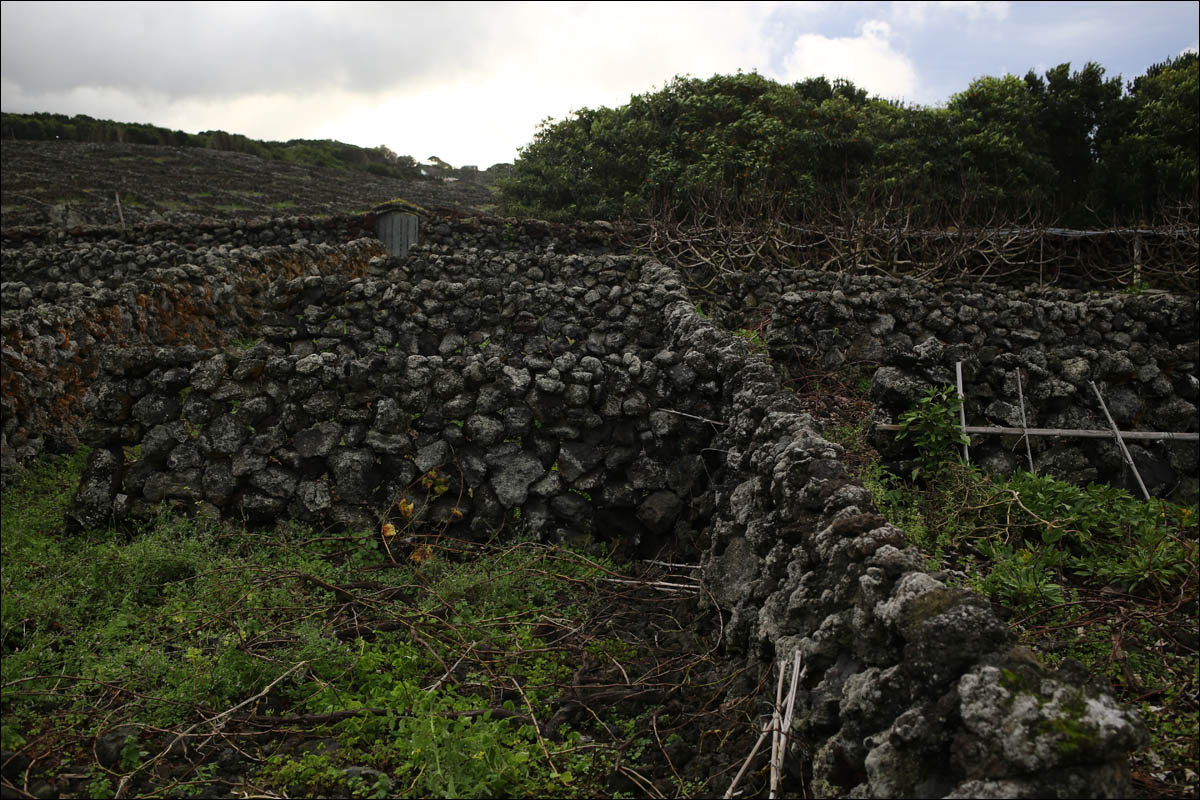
[0,138,496,228]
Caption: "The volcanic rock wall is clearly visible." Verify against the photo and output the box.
[1,235,383,475]
[675,305,1147,796]
[71,253,720,558]
[0,209,622,254]
[712,269,1200,501]
[0,210,621,480]
[0,214,371,249]
[2,213,1171,797]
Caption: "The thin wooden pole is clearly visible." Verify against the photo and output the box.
[1133,232,1142,287]
[724,725,770,799]
[875,424,1198,442]
[114,190,126,231]
[1090,381,1151,500]
[1016,370,1035,472]
[773,650,804,800]
[956,361,969,464]
[1039,233,1044,287]
[768,657,785,798]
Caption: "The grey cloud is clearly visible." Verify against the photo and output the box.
[1,1,507,101]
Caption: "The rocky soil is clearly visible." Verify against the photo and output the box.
[1,139,495,228]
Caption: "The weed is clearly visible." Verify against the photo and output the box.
[733,327,767,353]
[895,384,968,481]
[230,336,261,351]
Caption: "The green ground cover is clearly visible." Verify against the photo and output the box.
[1,452,758,799]
[3,383,1195,797]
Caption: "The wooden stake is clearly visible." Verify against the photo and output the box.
[875,424,1198,442]
[725,725,770,799]
[774,650,804,799]
[114,190,126,231]
[1090,381,1151,500]
[956,361,970,464]
[768,657,786,798]
[1133,232,1142,287]
[1016,370,1035,472]
[1038,233,1044,287]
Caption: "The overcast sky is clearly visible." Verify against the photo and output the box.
[2,1,1197,168]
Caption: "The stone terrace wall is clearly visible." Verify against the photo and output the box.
[64,232,1149,796]
[711,269,1199,501]
[1,237,383,476]
[0,209,621,482]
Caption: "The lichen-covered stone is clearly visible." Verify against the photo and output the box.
[955,661,1147,776]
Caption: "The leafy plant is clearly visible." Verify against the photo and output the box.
[895,385,969,481]
[733,327,767,353]
[976,539,1067,605]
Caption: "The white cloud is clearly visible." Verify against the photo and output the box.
[779,18,919,100]
[889,1,1011,29]
[330,1,779,167]
[1,1,781,166]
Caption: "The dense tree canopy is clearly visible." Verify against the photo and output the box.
[499,55,1199,226]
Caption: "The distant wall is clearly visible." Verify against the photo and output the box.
[0,209,622,254]
[0,237,382,476]
[710,269,1200,501]
[0,214,372,249]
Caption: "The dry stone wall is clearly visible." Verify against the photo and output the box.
[71,253,721,556]
[0,214,371,249]
[0,208,621,254]
[674,305,1147,797]
[1,212,1167,797]
[712,269,1199,502]
[0,209,621,480]
[1,235,383,476]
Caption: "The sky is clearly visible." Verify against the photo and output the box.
[2,1,1197,169]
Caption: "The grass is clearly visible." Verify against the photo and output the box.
[1,449,758,799]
